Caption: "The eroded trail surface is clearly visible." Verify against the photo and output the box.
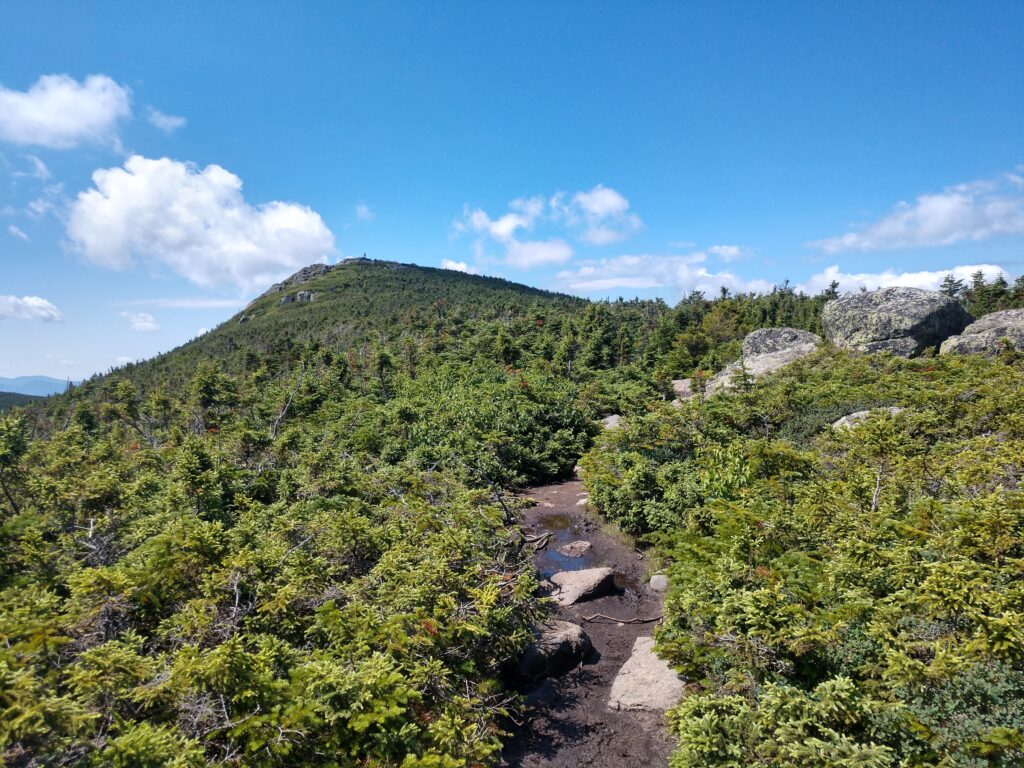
[501,480,675,768]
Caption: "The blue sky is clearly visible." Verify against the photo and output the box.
[1,1,1022,379]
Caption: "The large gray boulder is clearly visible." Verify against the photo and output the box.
[707,327,822,394]
[517,620,593,679]
[607,636,685,712]
[549,567,616,606]
[822,287,972,357]
[940,309,1024,357]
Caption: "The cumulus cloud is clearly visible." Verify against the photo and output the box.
[555,185,643,245]
[0,295,62,321]
[355,203,374,221]
[440,258,480,274]
[67,155,336,292]
[454,184,641,269]
[796,263,1010,294]
[146,107,186,133]
[555,251,772,296]
[120,311,159,332]
[0,74,131,148]
[811,170,1024,253]
[8,224,28,241]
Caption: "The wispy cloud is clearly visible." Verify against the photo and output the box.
[120,297,245,309]
[355,203,374,221]
[119,311,159,332]
[810,169,1024,253]
[7,224,28,242]
[453,184,642,270]
[555,250,772,296]
[146,106,186,134]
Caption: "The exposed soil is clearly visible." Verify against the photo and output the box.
[500,479,675,768]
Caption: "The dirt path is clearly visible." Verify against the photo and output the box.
[500,479,675,768]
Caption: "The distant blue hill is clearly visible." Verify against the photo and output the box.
[0,376,78,396]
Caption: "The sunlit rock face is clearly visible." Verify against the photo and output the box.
[822,287,972,357]
[940,308,1024,356]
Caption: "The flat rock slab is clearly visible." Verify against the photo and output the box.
[557,540,593,558]
[550,567,615,606]
[608,636,685,712]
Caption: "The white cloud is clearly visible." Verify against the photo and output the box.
[355,203,374,221]
[454,184,641,269]
[796,263,1010,294]
[8,224,28,241]
[11,154,51,180]
[440,258,480,274]
[67,155,336,292]
[562,185,643,245]
[119,311,159,332]
[196,327,209,337]
[811,171,1024,253]
[146,107,186,133]
[708,244,742,261]
[506,239,574,268]
[0,74,131,148]
[0,295,62,321]
[555,251,772,296]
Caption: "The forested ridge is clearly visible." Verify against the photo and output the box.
[3,260,1024,766]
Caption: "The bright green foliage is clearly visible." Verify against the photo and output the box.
[1,350,575,765]
[582,350,1024,766]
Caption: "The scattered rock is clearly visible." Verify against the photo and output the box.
[822,287,972,357]
[576,497,589,507]
[550,567,616,606]
[648,574,668,593]
[940,308,1024,357]
[741,327,822,356]
[237,314,252,324]
[517,620,593,679]
[601,414,622,429]
[607,636,685,712]
[280,290,318,305]
[672,378,695,401]
[707,327,822,394]
[831,406,904,429]
[266,263,332,294]
[557,540,593,558]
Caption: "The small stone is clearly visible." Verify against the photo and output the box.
[550,567,616,606]
[576,497,589,507]
[558,540,593,558]
[648,574,668,593]
[608,636,685,712]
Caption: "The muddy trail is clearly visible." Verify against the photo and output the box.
[501,479,676,768]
